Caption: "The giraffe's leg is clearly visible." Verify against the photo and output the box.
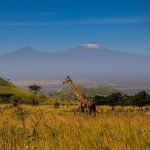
[74,106,80,115]
[88,107,92,115]
[81,105,84,113]
[93,104,96,117]
[90,104,96,117]
[93,108,96,117]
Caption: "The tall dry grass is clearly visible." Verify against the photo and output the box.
[0,105,149,150]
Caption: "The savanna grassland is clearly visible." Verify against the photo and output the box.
[0,105,150,150]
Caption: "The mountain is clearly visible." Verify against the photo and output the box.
[0,44,150,84]
[1,46,50,59]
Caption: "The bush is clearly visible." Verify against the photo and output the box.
[54,102,60,108]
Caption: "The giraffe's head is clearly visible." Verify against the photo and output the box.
[63,76,71,84]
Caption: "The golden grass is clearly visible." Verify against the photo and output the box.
[0,105,150,150]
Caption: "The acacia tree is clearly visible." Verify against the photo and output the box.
[0,94,14,103]
[28,84,42,106]
[133,91,149,111]
[118,94,130,110]
[94,95,106,105]
[107,92,122,110]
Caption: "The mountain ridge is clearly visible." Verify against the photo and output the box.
[0,44,150,58]
[1,44,149,57]
[0,44,150,82]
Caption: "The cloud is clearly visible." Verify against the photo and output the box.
[74,17,150,25]
[0,17,149,26]
[0,22,53,26]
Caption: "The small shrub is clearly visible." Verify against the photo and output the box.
[54,101,60,108]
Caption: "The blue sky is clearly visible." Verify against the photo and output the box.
[0,0,150,55]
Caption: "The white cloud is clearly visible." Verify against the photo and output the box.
[0,17,149,26]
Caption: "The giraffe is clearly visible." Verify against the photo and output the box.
[63,76,96,116]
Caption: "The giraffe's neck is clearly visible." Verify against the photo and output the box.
[69,80,94,106]
[69,80,87,101]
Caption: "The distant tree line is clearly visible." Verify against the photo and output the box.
[94,91,150,110]
[0,94,25,106]
[0,88,150,110]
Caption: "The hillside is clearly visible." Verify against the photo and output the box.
[0,77,16,87]
[0,77,33,102]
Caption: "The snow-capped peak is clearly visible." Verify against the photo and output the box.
[82,44,101,49]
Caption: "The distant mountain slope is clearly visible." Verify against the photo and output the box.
[0,44,150,83]
[50,84,125,99]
